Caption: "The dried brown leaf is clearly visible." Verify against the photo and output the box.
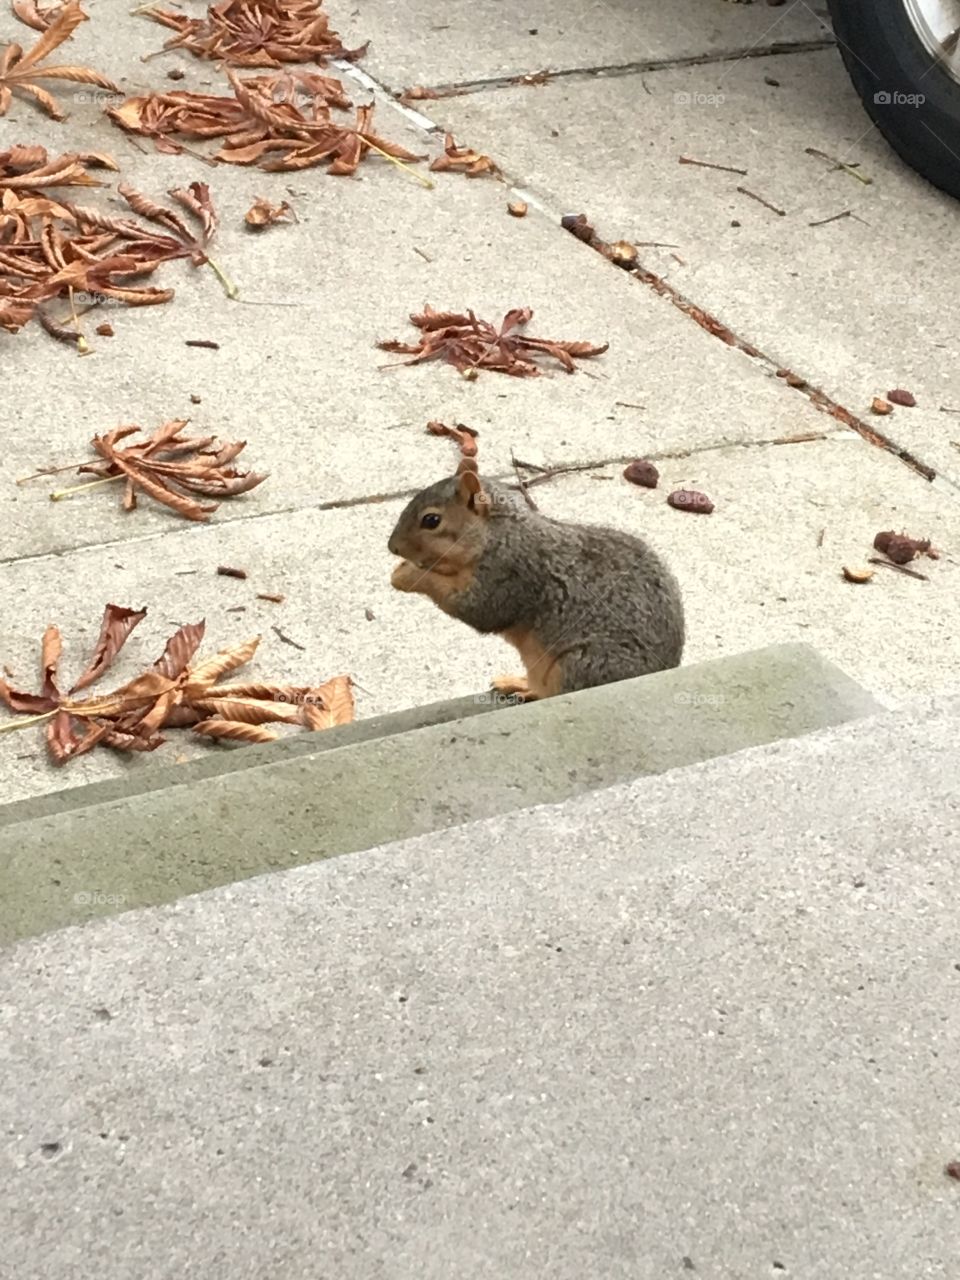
[192,718,279,745]
[299,675,354,730]
[243,196,293,228]
[184,634,261,693]
[380,306,607,378]
[190,697,300,725]
[0,0,120,119]
[69,603,147,692]
[426,420,479,457]
[153,619,206,679]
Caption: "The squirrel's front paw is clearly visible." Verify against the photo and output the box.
[391,559,423,592]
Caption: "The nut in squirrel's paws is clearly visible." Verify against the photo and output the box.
[491,674,534,701]
[391,559,423,592]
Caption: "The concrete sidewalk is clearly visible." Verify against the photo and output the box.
[2,694,958,1279]
[2,0,959,807]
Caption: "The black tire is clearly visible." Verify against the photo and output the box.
[826,0,960,199]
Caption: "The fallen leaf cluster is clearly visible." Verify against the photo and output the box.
[426,420,478,457]
[109,69,422,175]
[51,419,268,521]
[430,133,501,178]
[0,605,354,764]
[0,145,220,339]
[143,0,367,68]
[0,0,118,119]
[379,305,608,377]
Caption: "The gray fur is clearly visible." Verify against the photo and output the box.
[389,476,684,692]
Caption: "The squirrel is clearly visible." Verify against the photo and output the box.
[387,458,684,700]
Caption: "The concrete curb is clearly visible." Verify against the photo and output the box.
[0,643,880,946]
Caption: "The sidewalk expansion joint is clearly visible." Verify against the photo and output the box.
[382,39,837,101]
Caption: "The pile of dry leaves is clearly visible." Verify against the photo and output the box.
[142,0,367,67]
[109,68,423,176]
[1,0,118,119]
[379,306,608,377]
[30,419,268,521]
[0,605,354,764]
[0,146,222,341]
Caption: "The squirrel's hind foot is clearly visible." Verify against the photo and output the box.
[491,674,536,702]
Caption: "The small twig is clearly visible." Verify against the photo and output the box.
[357,136,435,188]
[680,155,747,176]
[614,401,645,410]
[511,452,538,510]
[50,475,124,502]
[510,457,549,474]
[185,339,220,349]
[523,459,612,489]
[271,625,306,651]
[413,246,433,262]
[939,405,960,414]
[737,186,786,216]
[0,710,56,734]
[217,565,247,580]
[804,147,872,185]
[816,527,825,548]
[257,592,285,603]
[634,241,680,248]
[205,256,239,300]
[868,557,929,582]
[808,210,851,227]
[17,461,88,485]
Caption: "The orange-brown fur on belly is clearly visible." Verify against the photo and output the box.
[501,625,565,699]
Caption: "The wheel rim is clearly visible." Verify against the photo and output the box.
[903,0,960,83]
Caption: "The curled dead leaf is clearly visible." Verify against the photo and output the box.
[426,420,478,457]
[244,196,293,228]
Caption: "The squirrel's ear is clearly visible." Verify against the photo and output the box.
[456,465,487,512]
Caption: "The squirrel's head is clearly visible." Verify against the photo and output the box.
[388,458,495,572]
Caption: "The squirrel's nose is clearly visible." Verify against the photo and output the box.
[387,533,399,556]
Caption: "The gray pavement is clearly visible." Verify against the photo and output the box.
[2,695,958,1280]
[2,5,960,801]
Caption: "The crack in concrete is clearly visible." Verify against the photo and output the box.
[347,58,957,494]
[0,430,845,571]
[395,38,837,99]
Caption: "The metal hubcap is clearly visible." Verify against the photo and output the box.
[903,0,960,83]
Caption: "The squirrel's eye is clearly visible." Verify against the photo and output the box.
[420,513,441,530]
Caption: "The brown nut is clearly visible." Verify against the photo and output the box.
[887,388,917,407]
[667,489,714,514]
[623,460,659,489]
[842,566,874,583]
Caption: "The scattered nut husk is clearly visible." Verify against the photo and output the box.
[507,200,528,217]
[842,566,874,583]
[870,397,893,416]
